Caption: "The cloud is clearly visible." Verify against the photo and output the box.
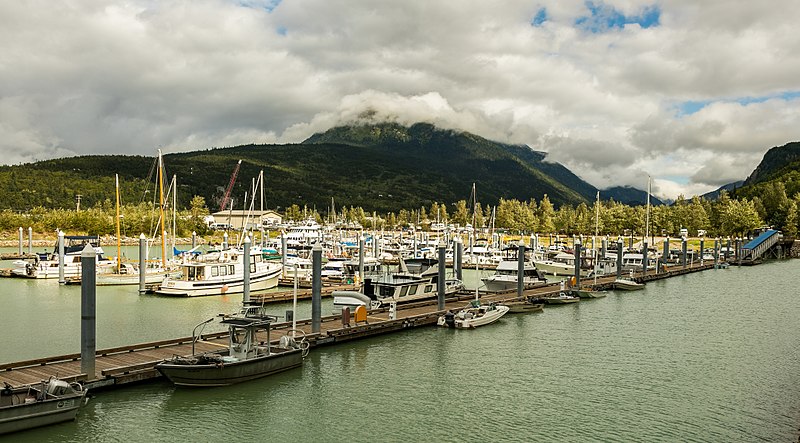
[0,0,798,201]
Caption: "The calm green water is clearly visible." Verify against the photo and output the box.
[2,252,800,442]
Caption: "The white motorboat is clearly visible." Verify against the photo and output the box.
[481,254,548,293]
[614,278,644,291]
[332,258,463,313]
[533,252,592,277]
[437,300,510,328]
[11,235,115,279]
[156,248,282,297]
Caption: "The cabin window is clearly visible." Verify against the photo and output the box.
[399,286,409,297]
[229,265,235,274]
[220,266,227,276]
[211,267,219,277]
[408,285,418,295]
[425,285,433,293]
[250,263,256,273]
[379,286,394,297]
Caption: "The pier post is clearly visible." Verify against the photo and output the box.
[311,243,322,333]
[58,230,65,284]
[222,232,228,250]
[726,238,731,261]
[628,234,633,251]
[455,236,463,281]
[261,228,266,248]
[699,239,705,265]
[518,240,526,296]
[437,240,446,310]
[281,232,287,272]
[191,231,197,249]
[661,237,669,273]
[138,234,146,293]
[413,231,418,258]
[682,238,688,268]
[359,236,365,283]
[17,227,22,255]
[27,226,32,255]
[642,240,648,276]
[714,238,719,268]
[735,238,741,265]
[616,238,623,280]
[80,244,96,379]
[573,239,581,289]
[243,236,251,304]
[601,238,607,260]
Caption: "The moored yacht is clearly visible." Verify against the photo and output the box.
[11,235,115,279]
[156,247,282,297]
[481,249,548,292]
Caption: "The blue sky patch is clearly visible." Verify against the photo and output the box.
[531,8,548,27]
[238,0,282,12]
[676,91,800,116]
[575,1,660,33]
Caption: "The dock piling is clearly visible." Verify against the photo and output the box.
[58,230,65,284]
[27,227,32,255]
[359,236,365,282]
[455,236,463,281]
[138,234,146,293]
[81,243,97,379]
[438,241,445,310]
[222,231,228,250]
[574,239,581,289]
[17,227,22,256]
[682,238,688,268]
[616,238,623,280]
[642,241,648,275]
[311,243,322,333]
[661,237,669,273]
[700,239,705,265]
[518,240,525,295]
[191,231,196,249]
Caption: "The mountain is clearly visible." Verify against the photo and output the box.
[602,186,664,206]
[0,123,598,213]
[701,181,744,200]
[743,141,800,185]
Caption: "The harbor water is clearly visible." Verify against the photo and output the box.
[2,250,800,442]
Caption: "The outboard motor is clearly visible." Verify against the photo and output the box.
[443,311,456,328]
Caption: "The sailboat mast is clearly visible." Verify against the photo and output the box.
[158,150,167,269]
[172,175,177,257]
[645,176,651,242]
[472,182,479,301]
[115,174,121,273]
[593,191,599,284]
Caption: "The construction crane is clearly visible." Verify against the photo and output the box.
[220,160,242,212]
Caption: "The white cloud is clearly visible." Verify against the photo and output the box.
[0,0,798,199]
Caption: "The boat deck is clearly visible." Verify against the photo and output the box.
[0,262,717,390]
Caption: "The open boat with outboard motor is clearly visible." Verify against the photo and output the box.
[0,377,87,435]
[155,306,309,387]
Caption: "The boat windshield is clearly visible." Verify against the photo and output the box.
[187,267,204,281]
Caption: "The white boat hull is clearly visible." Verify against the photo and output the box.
[156,267,281,297]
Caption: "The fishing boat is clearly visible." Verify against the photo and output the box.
[0,378,87,435]
[504,296,546,313]
[481,248,548,292]
[155,307,308,387]
[156,247,282,297]
[437,300,510,328]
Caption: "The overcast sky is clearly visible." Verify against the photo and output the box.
[1,1,798,200]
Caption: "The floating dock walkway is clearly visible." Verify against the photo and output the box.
[0,261,717,391]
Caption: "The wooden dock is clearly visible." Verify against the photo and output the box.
[0,261,718,391]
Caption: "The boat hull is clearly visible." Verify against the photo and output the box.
[613,279,644,290]
[156,349,303,387]
[156,268,281,297]
[0,389,85,435]
[481,276,547,293]
[504,301,545,313]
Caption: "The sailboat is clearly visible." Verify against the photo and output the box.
[437,183,510,328]
[613,178,649,291]
[573,192,606,299]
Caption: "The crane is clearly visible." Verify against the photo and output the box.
[220,160,242,212]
